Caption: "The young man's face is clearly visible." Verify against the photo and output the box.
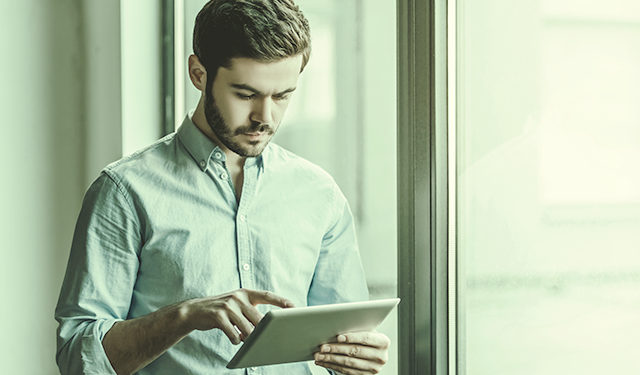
[204,56,303,157]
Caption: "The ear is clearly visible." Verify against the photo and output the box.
[188,54,207,92]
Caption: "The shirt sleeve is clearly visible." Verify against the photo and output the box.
[55,171,142,375]
[307,184,369,307]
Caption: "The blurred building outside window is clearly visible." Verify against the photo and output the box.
[456,1,640,374]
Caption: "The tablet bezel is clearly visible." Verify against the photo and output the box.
[226,298,400,369]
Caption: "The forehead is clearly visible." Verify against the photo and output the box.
[215,56,303,92]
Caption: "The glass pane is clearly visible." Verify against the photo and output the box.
[457,1,640,374]
[180,1,397,374]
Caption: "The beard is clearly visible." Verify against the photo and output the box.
[203,88,276,158]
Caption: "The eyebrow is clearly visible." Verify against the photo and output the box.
[230,83,297,96]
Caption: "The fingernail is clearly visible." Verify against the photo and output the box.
[316,354,325,361]
[338,334,346,343]
[321,345,330,353]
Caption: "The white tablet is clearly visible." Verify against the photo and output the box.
[226,298,400,369]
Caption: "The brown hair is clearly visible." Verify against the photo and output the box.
[193,0,311,80]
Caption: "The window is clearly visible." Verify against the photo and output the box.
[456,1,640,373]
[398,0,640,374]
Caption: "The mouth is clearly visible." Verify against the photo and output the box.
[243,132,267,140]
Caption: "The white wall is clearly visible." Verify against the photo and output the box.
[121,0,162,156]
[0,0,122,373]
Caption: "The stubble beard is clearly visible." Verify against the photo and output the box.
[203,89,276,158]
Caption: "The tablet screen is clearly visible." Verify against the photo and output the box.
[227,298,400,369]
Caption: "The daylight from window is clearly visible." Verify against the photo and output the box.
[456,1,640,374]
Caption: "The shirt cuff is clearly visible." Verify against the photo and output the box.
[79,319,119,375]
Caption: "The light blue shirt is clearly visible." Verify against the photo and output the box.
[55,114,369,375]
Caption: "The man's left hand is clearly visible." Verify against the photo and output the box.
[313,331,390,374]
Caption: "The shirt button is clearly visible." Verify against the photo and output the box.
[239,214,246,222]
[220,172,228,180]
[251,367,258,371]
[243,263,250,271]
[199,160,206,168]
[214,152,223,159]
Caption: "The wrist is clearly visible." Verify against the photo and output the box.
[173,299,197,335]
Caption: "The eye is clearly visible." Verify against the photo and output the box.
[273,93,291,101]
[235,92,254,100]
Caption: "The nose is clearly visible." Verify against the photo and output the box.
[250,97,273,125]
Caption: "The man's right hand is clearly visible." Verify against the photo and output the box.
[185,288,295,344]
[103,288,293,375]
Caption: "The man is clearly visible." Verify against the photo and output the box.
[55,0,390,374]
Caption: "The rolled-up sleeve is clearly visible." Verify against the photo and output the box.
[55,172,141,374]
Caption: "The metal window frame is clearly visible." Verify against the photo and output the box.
[397,0,450,374]
[161,0,175,136]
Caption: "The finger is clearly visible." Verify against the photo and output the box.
[335,331,390,349]
[216,316,242,345]
[314,353,382,375]
[225,290,265,326]
[236,301,265,327]
[317,343,388,364]
[226,308,257,339]
[245,289,295,309]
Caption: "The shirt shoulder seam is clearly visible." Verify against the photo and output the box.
[100,168,142,234]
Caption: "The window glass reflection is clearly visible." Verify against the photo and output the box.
[458,1,640,374]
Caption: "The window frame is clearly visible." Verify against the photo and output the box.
[396,0,451,374]
[162,0,176,136]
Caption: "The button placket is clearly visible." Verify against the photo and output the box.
[236,163,258,291]
[236,210,251,288]
[208,157,235,200]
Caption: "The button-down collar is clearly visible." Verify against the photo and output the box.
[177,113,266,173]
